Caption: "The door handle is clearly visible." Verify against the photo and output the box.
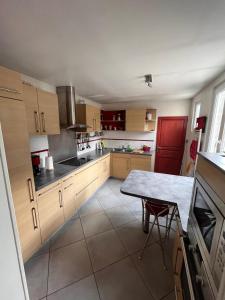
[41,112,46,133]
[31,207,38,229]
[34,111,40,133]
[27,178,35,202]
[0,87,21,94]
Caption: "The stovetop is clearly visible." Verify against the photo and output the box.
[58,157,93,167]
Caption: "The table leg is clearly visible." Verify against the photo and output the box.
[142,199,150,233]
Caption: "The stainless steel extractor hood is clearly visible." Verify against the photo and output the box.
[56,86,88,130]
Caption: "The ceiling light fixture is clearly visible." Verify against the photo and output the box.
[145,74,152,87]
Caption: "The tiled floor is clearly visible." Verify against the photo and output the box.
[25,178,176,300]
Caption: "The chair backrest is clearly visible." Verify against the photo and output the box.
[145,201,170,217]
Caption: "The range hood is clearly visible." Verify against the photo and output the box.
[56,86,88,130]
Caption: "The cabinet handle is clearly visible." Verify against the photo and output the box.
[31,208,38,229]
[64,183,73,190]
[34,111,40,133]
[41,112,46,133]
[0,87,21,94]
[59,190,63,208]
[27,178,34,202]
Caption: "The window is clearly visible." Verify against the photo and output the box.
[192,101,201,131]
[208,83,225,153]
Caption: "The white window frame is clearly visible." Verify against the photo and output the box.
[191,100,201,131]
[207,81,225,153]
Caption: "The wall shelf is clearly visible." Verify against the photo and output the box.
[101,110,126,131]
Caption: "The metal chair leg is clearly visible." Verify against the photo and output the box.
[156,217,167,270]
[166,206,176,239]
[139,216,156,260]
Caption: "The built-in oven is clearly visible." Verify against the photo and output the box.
[175,232,215,300]
[189,175,225,293]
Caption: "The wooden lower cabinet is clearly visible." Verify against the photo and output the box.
[74,161,99,193]
[36,182,65,243]
[97,154,110,186]
[62,174,76,221]
[173,229,184,300]
[76,179,98,207]
[111,153,151,179]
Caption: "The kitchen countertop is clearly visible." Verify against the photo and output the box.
[198,152,225,174]
[34,148,153,191]
[120,170,194,232]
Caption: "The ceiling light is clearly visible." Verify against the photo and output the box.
[145,74,152,87]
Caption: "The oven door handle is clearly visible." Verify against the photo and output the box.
[180,237,196,300]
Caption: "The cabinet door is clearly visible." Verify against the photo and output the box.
[94,107,101,131]
[130,156,151,171]
[62,175,76,221]
[0,98,42,261]
[0,66,23,100]
[10,165,41,262]
[97,155,110,186]
[37,182,65,243]
[37,89,60,135]
[126,109,146,131]
[75,162,99,194]
[112,155,130,179]
[23,83,41,135]
[86,105,96,132]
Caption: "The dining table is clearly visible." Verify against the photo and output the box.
[120,170,194,233]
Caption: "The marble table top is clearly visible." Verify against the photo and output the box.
[120,170,194,232]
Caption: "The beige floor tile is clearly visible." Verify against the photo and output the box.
[79,197,103,217]
[81,212,112,237]
[48,240,92,294]
[132,243,174,300]
[86,229,127,271]
[47,275,100,300]
[50,218,84,251]
[95,257,153,300]
[105,205,137,227]
[25,254,49,300]
[116,220,151,254]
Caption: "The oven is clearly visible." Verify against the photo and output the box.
[174,231,215,300]
[189,175,225,294]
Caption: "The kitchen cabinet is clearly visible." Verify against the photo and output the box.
[76,104,101,132]
[23,83,60,135]
[97,154,110,186]
[126,109,156,132]
[62,174,76,221]
[173,229,184,300]
[76,179,97,207]
[36,181,65,243]
[111,153,151,179]
[0,97,42,261]
[0,65,23,100]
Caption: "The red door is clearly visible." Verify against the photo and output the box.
[155,116,188,175]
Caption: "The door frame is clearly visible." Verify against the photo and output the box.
[154,116,188,173]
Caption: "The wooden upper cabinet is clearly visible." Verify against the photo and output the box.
[126,109,156,132]
[0,66,23,100]
[37,89,60,135]
[76,104,101,132]
[23,84,60,135]
[37,181,65,243]
[23,83,40,134]
[0,97,42,261]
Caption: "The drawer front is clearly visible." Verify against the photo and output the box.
[76,179,97,208]
[0,66,23,100]
[75,163,98,193]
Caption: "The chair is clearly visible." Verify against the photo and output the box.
[139,199,176,269]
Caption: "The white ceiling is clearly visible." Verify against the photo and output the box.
[1,0,225,103]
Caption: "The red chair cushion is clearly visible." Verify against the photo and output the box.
[145,201,169,217]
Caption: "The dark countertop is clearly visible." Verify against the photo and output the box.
[34,148,152,191]
[120,170,194,232]
[198,152,225,174]
[34,149,111,191]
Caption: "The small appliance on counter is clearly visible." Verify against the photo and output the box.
[31,155,41,176]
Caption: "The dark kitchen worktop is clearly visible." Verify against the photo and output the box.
[198,152,225,174]
[121,170,194,232]
[34,148,153,191]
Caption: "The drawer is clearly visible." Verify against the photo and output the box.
[0,66,23,100]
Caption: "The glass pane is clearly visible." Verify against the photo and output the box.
[193,188,216,252]
[208,91,225,152]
